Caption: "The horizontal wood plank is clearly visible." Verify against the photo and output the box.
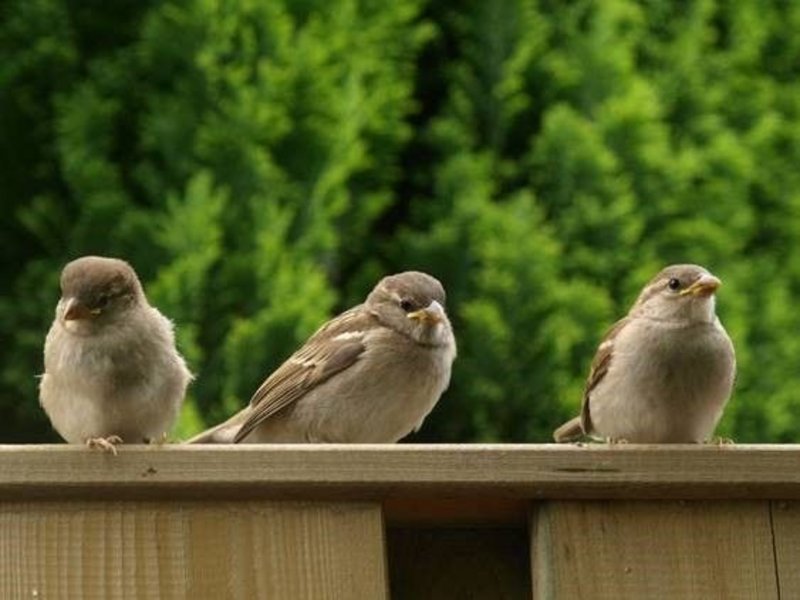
[1,444,800,502]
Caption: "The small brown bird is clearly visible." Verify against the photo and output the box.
[190,271,456,443]
[39,256,192,453]
[553,264,736,444]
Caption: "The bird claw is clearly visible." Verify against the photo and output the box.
[86,436,123,455]
[708,436,735,446]
[605,437,629,445]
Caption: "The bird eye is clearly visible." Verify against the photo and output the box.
[667,278,681,291]
[95,295,111,309]
[399,299,415,312]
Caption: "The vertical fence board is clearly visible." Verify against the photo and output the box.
[771,501,800,598]
[531,500,778,600]
[0,501,387,600]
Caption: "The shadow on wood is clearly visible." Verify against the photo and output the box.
[387,527,531,599]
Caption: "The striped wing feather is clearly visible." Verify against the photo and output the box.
[233,306,378,442]
[580,317,628,435]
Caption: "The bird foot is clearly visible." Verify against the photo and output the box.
[144,432,169,445]
[605,437,629,445]
[86,435,123,455]
[708,436,735,446]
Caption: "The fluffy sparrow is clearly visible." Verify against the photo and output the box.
[553,264,736,443]
[39,256,192,452]
[189,271,456,443]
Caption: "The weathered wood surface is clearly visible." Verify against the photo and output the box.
[531,500,779,600]
[771,500,800,599]
[0,500,387,599]
[1,446,800,599]
[1,444,800,501]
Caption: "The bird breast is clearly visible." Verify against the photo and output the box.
[589,317,735,443]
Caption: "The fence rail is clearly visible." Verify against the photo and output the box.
[1,444,798,598]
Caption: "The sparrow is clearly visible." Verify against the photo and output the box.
[39,256,192,453]
[189,271,456,443]
[553,264,736,444]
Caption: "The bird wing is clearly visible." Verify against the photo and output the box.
[580,317,629,435]
[233,306,377,443]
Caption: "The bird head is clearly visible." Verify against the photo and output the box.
[366,271,454,348]
[57,256,144,334]
[632,264,722,324]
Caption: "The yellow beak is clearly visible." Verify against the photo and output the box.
[407,300,445,324]
[62,297,102,321]
[679,274,721,297]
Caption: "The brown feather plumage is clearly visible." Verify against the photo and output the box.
[232,307,378,442]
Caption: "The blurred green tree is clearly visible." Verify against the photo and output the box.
[2,0,800,443]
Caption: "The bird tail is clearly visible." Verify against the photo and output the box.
[184,413,242,444]
[553,416,584,443]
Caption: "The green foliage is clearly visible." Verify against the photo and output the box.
[3,0,800,443]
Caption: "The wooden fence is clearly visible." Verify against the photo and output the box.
[1,444,798,598]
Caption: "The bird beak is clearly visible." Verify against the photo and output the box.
[680,274,721,297]
[407,300,445,325]
[62,297,100,321]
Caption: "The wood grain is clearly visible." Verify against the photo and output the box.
[1,447,798,597]
[0,501,387,599]
[387,527,531,600]
[1,444,800,500]
[531,500,778,600]
[771,500,800,598]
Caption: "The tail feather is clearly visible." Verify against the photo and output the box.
[185,412,244,444]
[553,416,584,443]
